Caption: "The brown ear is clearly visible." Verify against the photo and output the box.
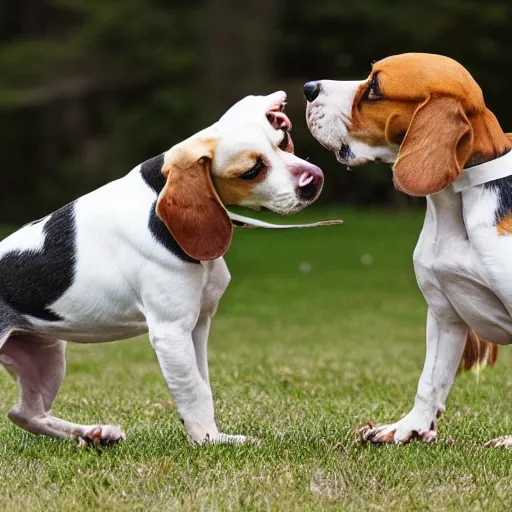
[156,137,233,261]
[393,96,473,196]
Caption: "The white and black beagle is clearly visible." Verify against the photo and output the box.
[0,91,341,447]
[305,53,512,447]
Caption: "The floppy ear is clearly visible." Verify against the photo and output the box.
[393,96,473,196]
[156,137,233,261]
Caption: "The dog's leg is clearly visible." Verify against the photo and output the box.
[0,334,125,446]
[360,310,467,444]
[145,266,251,446]
[149,322,250,445]
[193,259,231,386]
[192,316,211,387]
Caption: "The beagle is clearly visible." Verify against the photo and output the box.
[0,91,341,447]
[305,53,512,447]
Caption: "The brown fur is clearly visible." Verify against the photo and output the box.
[212,151,267,204]
[348,53,512,196]
[156,135,233,261]
[155,139,272,260]
[497,214,512,236]
[458,329,499,373]
[393,96,473,196]
[213,175,263,205]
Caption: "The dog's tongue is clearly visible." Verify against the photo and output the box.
[266,110,292,132]
[228,212,343,229]
[299,172,314,187]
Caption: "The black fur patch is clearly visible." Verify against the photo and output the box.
[0,203,77,321]
[0,299,30,341]
[484,175,512,224]
[140,153,167,194]
[140,154,198,264]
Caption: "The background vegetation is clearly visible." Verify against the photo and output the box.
[1,0,511,222]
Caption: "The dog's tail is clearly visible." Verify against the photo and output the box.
[458,329,499,373]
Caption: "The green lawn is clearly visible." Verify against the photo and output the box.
[0,207,511,511]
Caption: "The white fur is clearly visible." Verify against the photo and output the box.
[0,217,48,253]
[371,179,512,444]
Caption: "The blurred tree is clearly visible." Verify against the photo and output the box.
[0,0,511,222]
[202,0,278,119]
[0,0,201,222]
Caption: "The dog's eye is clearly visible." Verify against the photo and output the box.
[239,157,265,180]
[278,131,289,151]
[365,73,382,101]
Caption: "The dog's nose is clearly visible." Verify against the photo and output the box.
[303,81,320,102]
[296,165,324,202]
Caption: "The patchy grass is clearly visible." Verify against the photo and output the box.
[0,207,510,511]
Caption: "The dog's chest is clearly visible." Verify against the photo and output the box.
[414,189,512,344]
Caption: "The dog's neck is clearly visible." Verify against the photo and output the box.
[453,150,512,193]
[420,111,512,236]
[465,109,512,168]
[451,110,512,193]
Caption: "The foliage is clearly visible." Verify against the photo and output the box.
[0,0,200,222]
[1,1,512,221]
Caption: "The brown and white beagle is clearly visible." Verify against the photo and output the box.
[0,91,342,447]
[305,53,512,447]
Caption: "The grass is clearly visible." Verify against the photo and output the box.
[0,207,511,511]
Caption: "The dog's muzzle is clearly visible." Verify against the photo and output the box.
[290,156,324,202]
[296,168,323,201]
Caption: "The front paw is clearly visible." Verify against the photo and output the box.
[203,432,258,445]
[184,420,257,446]
[77,425,126,447]
[357,416,437,445]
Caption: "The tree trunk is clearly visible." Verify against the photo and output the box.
[201,0,279,120]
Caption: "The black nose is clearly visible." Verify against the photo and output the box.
[303,81,320,102]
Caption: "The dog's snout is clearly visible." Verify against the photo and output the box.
[303,81,320,102]
[296,166,323,202]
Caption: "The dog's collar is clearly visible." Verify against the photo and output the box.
[452,150,512,193]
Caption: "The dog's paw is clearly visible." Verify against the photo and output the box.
[77,425,126,447]
[202,432,259,446]
[357,416,437,445]
[484,436,512,448]
[185,420,258,446]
